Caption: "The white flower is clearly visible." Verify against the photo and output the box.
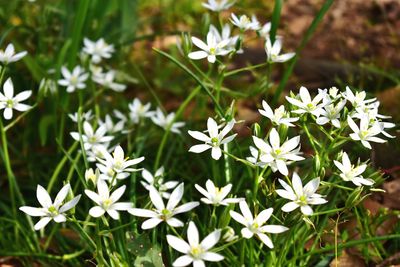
[58,66,89,93]
[202,0,234,12]
[259,22,272,38]
[195,179,243,206]
[92,70,126,92]
[333,152,373,186]
[259,100,298,127]
[316,99,346,128]
[347,115,386,149]
[128,183,199,229]
[246,145,266,167]
[19,184,81,230]
[84,179,132,220]
[0,78,31,120]
[188,32,231,63]
[252,128,304,176]
[128,98,154,124]
[70,121,114,150]
[265,37,295,63]
[343,86,376,109]
[0,43,27,64]
[209,24,240,53]
[68,110,93,123]
[98,114,125,134]
[188,118,237,160]
[230,14,260,31]
[167,221,224,267]
[286,86,326,116]
[328,87,341,101]
[86,144,111,162]
[276,172,327,216]
[230,201,288,248]
[141,167,179,199]
[96,145,144,181]
[151,108,185,134]
[83,38,115,64]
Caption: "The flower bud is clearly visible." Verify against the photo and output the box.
[222,227,238,243]
[252,123,261,137]
[85,168,100,186]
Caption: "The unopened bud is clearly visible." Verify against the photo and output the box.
[222,227,238,243]
[85,168,100,186]
[252,123,261,137]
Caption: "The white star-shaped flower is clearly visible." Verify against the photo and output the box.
[195,179,243,206]
[0,78,32,120]
[141,167,179,199]
[188,118,237,160]
[230,201,288,248]
[259,100,298,127]
[84,179,132,220]
[58,66,89,93]
[202,0,234,12]
[347,115,386,149]
[265,37,295,63]
[316,99,346,128]
[70,121,114,151]
[98,114,125,134]
[0,43,27,64]
[252,128,304,175]
[19,184,81,230]
[230,13,260,31]
[188,32,231,63]
[92,69,126,92]
[96,145,144,181]
[151,108,185,134]
[128,98,154,124]
[276,172,327,216]
[128,183,199,229]
[333,151,373,186]
[343,86,376,109]
[83,38,115,64]
[286,86,327,117]
[68,110,93,123]
[167,221,224,267]
[209,24,240,53]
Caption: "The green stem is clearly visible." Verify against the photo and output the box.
[298,234,400,259]
[77,106,89,169]
[154,86,201,170]
[153,48,224,117]
[47,142,79,193]
[224,62,269,77]
[0,250,86,260]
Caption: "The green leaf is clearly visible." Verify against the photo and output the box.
[39,115,55,146]
[272,0,334,105]
[153,48,224,117]
[270,0,283,43]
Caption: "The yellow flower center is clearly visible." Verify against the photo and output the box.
[102,198,112,209]
[160,209,171,220]
[211,137,219,146]
[48,206,58,215]
[306,103,315,110]
[89,136,97,143]
[297,195,307,205]
[360,130,369,138]
[6,99,14,108]
[190,245,204,258]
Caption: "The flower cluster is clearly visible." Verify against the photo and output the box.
[188,4,294,64]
